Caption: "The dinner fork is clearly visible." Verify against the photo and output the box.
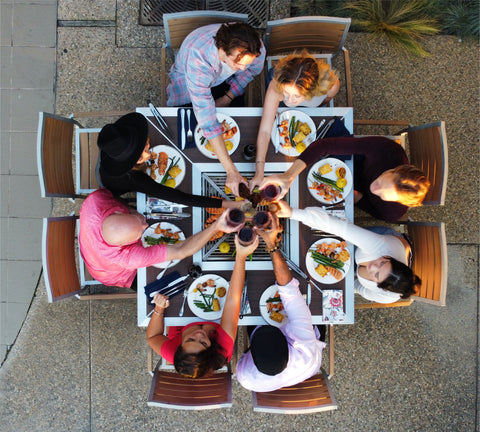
[179,289,188,317]
[186,110,193,143]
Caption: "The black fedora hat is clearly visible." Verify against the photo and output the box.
[98,112,149,177]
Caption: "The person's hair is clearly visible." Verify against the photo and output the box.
[378,257,421,299]
[214,22,262,60]
[273,50,337,99]
[391,164,430,207]
[173,332,227,378]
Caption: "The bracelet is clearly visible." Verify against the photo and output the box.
[153,310,164,317]
[266,245,279,254]
[225,92,233,101]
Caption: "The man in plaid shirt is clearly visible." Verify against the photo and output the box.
[167,22,265,196]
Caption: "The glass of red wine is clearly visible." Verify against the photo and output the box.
[261,184,281,202]
[226,208,245,230]
[252,211,272,231]
[238,225,257,246]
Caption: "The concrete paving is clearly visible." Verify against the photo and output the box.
[0,1,479,431]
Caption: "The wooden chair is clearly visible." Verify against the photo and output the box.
[355,221,448,309]
[147,360,233,410]
[160,11,249,105]
[37,112,106,197]
[263,16,353,107]
[42,216,137,302]
[252,369,337,414]
[407,121,448,205]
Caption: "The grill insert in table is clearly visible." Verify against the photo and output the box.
[192,162,300,271]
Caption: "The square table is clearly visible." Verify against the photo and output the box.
[136,107,354,327]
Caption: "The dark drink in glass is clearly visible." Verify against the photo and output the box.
[253,211,272,231]
[238,226,257,246]
[261,184,281,202]
[226,208,245,230]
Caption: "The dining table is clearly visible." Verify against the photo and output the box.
[135,106,355,328]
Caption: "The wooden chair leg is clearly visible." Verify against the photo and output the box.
[328,325,334,378]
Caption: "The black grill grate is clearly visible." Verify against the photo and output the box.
[139,0,269,28]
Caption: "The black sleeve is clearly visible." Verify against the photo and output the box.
[100,169,223,208]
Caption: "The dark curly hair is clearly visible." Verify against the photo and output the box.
[214,22,262,60]
[173,333,227,378]
[378,257,421,299]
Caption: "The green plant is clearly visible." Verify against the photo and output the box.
[438,0,480,40]
[343,0,441,57]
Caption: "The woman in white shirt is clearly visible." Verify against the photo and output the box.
[275,200,421,304]
[251,50,340,189]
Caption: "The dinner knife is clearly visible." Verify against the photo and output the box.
[274,113,280,153]
[149,274,189,297]
[307,282,311,306]
[180,109,186,150]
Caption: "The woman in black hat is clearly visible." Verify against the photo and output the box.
[97,112,241,209]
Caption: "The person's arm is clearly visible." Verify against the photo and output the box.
[320,77,340,106]
[220,235,259,340]
[255,214,291,285]
[146,294,170,355]
[165,210,237,261]
[354,279,401,304]
[250,81,283,190]
[207,134,246,197]
[259,158,307,200]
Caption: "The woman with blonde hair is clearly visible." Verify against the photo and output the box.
[251,51,340,189]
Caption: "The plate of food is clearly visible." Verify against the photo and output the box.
[271,109,316,157]
[307,157,353,204]
[259,285,288,327]
[194,113,240,159]
[187,274,229,320]
[141,222,185,269]
[146,145,186,188]
[306,238,351,284]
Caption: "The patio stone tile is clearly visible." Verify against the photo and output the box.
[1,301,29,345]
[10,132,37,175]
[12,3,56,47]
[3,217,43,261]
[1,47,12,87]
[0,132,11,174]
[0,4,12,46]
[9,175,51,217]
[0,89,11,131]
[0,175,9,217]
[11,47,55,88]
[11,89,54,132]
[4,260,40,303]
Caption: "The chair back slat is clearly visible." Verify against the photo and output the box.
[265,17,351,56]
[77,129,100,193]
[407,121,448,205]
[148,370,232,409]
[42,217,82,302]
[163,11,248,51]
[408,222,447,306]
[37,113,76,198]
[252,371,337,414]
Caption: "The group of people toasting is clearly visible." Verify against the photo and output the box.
[78,20,428,389]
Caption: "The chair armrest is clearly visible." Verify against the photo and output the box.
[342,47,353,108]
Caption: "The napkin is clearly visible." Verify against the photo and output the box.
[322,289,346,323]
[177,108,198,149]
[324,117,352,138]
[144,271,182,303]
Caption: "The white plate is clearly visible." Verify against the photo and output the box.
[194,113,240,159]
[307,157,353,204]
[259,285,288,327]
[306,238,351,284]
[146,145,186,187]
[141,222,185,269]
[270,109,316,157]
[187,274,230,320]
